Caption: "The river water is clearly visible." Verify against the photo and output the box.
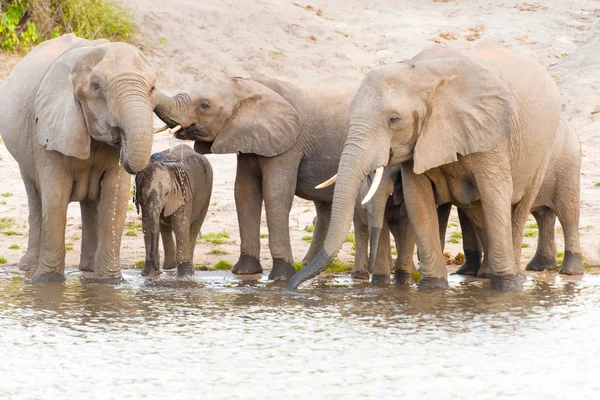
[1,268,599,399]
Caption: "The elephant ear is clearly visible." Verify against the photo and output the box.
[163,165,192,217]
[412,56,516,175]
[34,41,105,160]
[210,78,302,157]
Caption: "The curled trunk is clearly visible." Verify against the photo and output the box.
[153,89,189,128]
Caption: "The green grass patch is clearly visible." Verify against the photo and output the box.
[302,235,312,243]
[304,224,315,233]
[345,232,356,250]
[557,251,564,265]
[260,233,268,239]
[594,182,600,187]
[71,233,80,241]
[209,247,228,255]
[524,229,537,238]
[65,242,73,251]
[213,260,233,270]
[160,37,167,44]
[1,192,13,197]
[526,222,538,229]
[125,229,137,237]
[0,256,6,264]
[203,230,230,245]
[195,263,209,271]
[522,243,530,248]
[3,230,19,236]
[133,260,145,268]
[8,244,20,250]
[412,269,421,282]
[294,261,304,271]
[325,258,353,273]
[125,221,142,231]
[127,204,135,212]
[0,218,15,229]
[448,231,462,244]
[0,201,6,205]
[269,50,283,57]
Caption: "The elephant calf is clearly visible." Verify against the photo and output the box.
[135,145,213,277]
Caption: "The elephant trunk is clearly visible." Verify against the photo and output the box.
[142,197,162,275]
[367,180,391,273]
[287,132,387,290]
[112,87,154,174]
[153,89,189,128]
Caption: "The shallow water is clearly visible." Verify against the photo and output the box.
[1,268,599,400]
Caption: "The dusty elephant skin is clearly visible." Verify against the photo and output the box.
[154,76,358,281]
[288,43,567,292]
[135,144,213,278]
[0,34,156,282]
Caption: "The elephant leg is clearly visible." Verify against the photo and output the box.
[232,156,263,276]
[79,201,99,272]
[351,212,370,280]
[188,221,202,263]
[93,167,130,282]
[302,201,331,264]
[262,160,298,282]
[388,211,416,285]
[33,167,71,282]
[173,210,194,277]
[454,208,483,276]
[161,224,176,270]
[525,208,557,271]
[18,174,41,272]
[371,221,392,284]
[473,163,521,290]
[436,203,452,252]
[401,163,448,290]
[555,188,583,275]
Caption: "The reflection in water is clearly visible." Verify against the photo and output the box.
[1,268,599,399]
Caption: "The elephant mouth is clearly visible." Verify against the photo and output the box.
[174,123,211,141]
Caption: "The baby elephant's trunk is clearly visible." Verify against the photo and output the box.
[141,196,163,277]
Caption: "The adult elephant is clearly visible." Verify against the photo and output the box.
[288,43,562,291]
[0,34,156,282]
[154,76,358,281]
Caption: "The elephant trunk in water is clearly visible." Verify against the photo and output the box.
[287,132,388,290]
[146,200,162,275]
[110,85,155,174]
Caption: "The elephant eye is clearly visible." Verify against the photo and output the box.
[91,82,101,90]
[200,101,210,110]
[388,115,402,127]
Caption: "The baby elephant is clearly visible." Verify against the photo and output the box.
[135,145,213,277]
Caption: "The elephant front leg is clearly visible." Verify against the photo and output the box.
[302,201,331,264]
[401,162,448,289]
[232,156,264,276]
[79,201,99,272]
[370,221,393,284]
[18,173,41,272]
[93,168,130,282]
[161,224,176,270]
[388,212,416,285]
[525,209,557,271]
[32,169,71,282]
[351,213,370,280]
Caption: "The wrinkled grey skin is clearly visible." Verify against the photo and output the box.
[0,34,156,282]
[352,165,452,284]
[135,145,213,278]
[288,43,564,291]
[455,117,583,277]
[154,76,358,281]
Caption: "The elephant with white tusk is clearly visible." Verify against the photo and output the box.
[0,34,157,282]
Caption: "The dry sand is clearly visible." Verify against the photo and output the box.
[0,0,598,273]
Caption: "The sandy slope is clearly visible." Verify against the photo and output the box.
[0,0,598,272]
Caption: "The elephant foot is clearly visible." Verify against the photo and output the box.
[558,251,584,275]
[371,274,391,285]
[454,249,481,276]
[489,274,523,291]
[232,255,263,276]
[177,262,195,277]
[418,277,449,290]
[31,272,66,282]
[394,271,412,285]
[79,263,94,272]
[141,262,161,277]
[268,259,296,282]
[18,253,39,272]
[351,269,370,281]
[162,262,177,270]
[525,251,557,272]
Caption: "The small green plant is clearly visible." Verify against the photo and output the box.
[209,247,228,255]
[524,229,537,238]
[302,235,312,243]
[160,37,167,44]
[213,260,233,270]
[0,256,6,264]
[294,261,304,271]
[195,263,209,271]
[304,224,315,233]
[522,243,530,248]
[203,230,230,245]
[345,232,356,250]
[65,242,74,251]
[71,233,80,241]
[8,244,20,250]
[448,231,462,244]
[127,204,135,212]
[594,182,600,187]
[412,269,421,282]
[526,222,538,229]
[260,233,268,239]
[269,50,283,57]
[3,230,18,236]
[125,229,137,237]
[134,260,145,268]
[1,192,13,197]
[447,222,458,228]
[391,247,397,256]
[325,258,353,273]
[0,201,6,205]
[0,218,15,229]
[125,221,142,231]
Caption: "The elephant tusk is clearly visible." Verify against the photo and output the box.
[154,125,169,134]
[170,125,182,134]
[361,166,384,205]
[315,174,337,189]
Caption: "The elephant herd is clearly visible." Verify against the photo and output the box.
[0,34,583,292]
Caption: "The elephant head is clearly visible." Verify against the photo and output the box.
[288,44,516,290]
[34,37,156,174]
[153,77,302,157]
